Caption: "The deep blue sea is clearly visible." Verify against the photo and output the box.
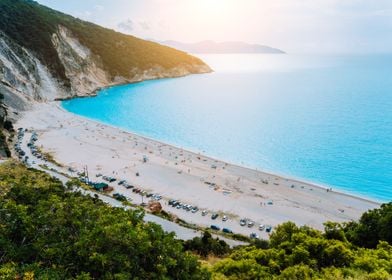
[62,54,392,202]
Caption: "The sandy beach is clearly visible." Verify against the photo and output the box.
[16,102,380,239]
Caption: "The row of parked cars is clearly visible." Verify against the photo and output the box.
[15,128,45,164]
[116,178,164,203]
[101,175,117,182]
[210,226,271,240]
[249,226,272,239]
[95,174,163,204]
[240,218,272,232]
[169,200,199,213]
[15,128,26,159]
[95,173,273,237]
[168,200,231,223]
[211,213,229,221]
[210,225,233,234]
[26,130,47,162]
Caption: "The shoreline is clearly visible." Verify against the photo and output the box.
[56,71,214,101]
[58,102,381,206]
[58,85,387,204]
[16,101,380,239]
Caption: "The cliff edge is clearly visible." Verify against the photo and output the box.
[0,0,212,120]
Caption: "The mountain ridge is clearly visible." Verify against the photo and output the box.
[161,40,285,54]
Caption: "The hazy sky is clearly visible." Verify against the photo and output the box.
[37,0,392,53]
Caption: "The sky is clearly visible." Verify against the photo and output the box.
[37,0,392,54]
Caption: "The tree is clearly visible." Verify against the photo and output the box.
[269,222,299,248]
[183,231,230,257]
[344,202,392,248]
[323,221,347,242]
[0,162,209,279]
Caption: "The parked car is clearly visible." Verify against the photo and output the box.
[201,210,208,216]
[191,207,199,213]
[210,225,220,231]
[172,201,180,207]
[222,215,228,222]
[113,193,127,202]
[248,221,255,228]
[211,213,219,220]
[259,224,265,231]
[266,226,272,233]
[250,233,259,239]
[240,219,247,226]
[222,228,233,234]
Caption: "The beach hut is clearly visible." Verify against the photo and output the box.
[91,182,109,191]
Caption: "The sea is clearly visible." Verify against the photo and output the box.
[62,54,392,202]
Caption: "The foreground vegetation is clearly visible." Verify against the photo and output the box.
[0,161,391,279]
[0,162,209,279]
[210,222,392,279]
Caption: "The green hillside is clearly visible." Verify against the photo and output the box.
[0,0,208,85]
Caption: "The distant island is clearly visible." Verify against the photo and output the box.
[161,40,285,54]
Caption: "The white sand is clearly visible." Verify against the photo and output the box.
[16,102,380,238]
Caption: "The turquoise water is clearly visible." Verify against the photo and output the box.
[62,54,392,202]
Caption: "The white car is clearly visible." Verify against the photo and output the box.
[259,224,265,231]
[222,215,228,222]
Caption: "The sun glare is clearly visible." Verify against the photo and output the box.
[193,0,236,23]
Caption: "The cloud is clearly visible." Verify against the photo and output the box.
[138,21,151,30]
[118,19,134,33]
[94,5,104,12]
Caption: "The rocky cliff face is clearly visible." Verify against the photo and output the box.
[51,26,111,97]
[0,29,68,117]
[0,25,211,120]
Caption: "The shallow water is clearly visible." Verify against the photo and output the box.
[62,54,392,202]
